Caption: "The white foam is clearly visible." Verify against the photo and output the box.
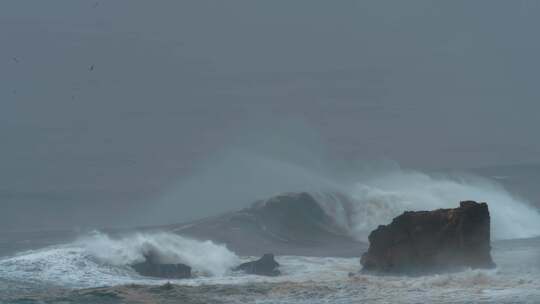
[315,170,540,241]
[76,231,240,276]
[1,241,539,303]
[0,246,136,288]
[0,231,241,289]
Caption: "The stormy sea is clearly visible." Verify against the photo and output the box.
[4,0,540,302]
[1,169,540,304]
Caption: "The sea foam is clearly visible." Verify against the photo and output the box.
[315,170,540,241]
[77,231,240,276]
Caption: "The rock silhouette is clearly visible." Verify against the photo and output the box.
[234,253,280,276]
[361,200,495,274]
[131,251,191,279]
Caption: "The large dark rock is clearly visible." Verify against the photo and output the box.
[234,253,280,276]
[360,201,496,274]
[131,251,191,279]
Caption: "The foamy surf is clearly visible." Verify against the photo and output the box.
[313,170,540,241]
[76,231,240,276]
[1,172,540,303]
[1,233,539,303]
[0,231,355,291]
[0,232,241,290]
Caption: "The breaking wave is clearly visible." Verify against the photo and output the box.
[151,150,539,243]
[314,170,540,241]
[77,231,239,276]
[0,232,239,290]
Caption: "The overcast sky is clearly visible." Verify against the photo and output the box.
[1,1,539,231]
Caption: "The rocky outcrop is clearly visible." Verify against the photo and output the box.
[234,253,280,276]
[131,252,191,279]
[360,201,495,274]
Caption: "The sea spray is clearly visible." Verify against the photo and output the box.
[314,170,540,241]
[77,231,240,276]
[152,149,540,241]
[0,231,240,291]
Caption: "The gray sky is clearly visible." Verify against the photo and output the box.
[1,1,540,231]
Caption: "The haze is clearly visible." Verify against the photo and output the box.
[1,1,539,232]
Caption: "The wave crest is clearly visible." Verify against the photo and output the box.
[77,231,239,276]
[314,170,540,241]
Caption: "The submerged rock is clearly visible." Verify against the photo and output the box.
[234,253,280,276]
[361,200,496,274]
[131,252,192,279]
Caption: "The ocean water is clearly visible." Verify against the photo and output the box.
[2,172,540,303]
[1,232,539,303]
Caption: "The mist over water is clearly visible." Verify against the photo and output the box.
[150,149,342,225]
[153,150,540,242]
[2,2,540,303]
[2,147,540,302]
[337,170,540,241]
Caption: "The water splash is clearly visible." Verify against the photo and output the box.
[0,231,240,292]
[77,231,240,276]
[316,170,540,241]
